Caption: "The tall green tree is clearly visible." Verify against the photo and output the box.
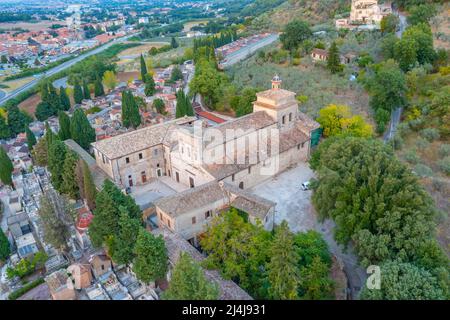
[60,150,79,199]
[267,221,300,300]
[298,256,334,300]
[394,37,418,72]
[171,37,179,49]
[140,54,147,81]
[70,109,95,150]
[25,127,37,150]
[170,66,183,82]
[121,91,141,128]
[58,111,71,141]
[153,98,166,114]
[38,189,74,252]
[380,14,399,34]
[82,80,91,100]
[0,228,10,263]
[133,228,168,284]
[89,180,139,247]
[144,74,156,97]
[47,139,67,191]
[0,147,13,186]
[73,80,84,104]
[94,77,105,97]
[403,23,436,66]
[327,42,343,74]
[364,59,407,133]
[0,116,11,140]
[82,159,96,210]
[59,86,71,111]
[175,90,186,118]
[280,19,312,52]
[111,207,140,265]
[163,252,219,300]
[6,104,31,135]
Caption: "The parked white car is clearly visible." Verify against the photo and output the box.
[301,181,311,191]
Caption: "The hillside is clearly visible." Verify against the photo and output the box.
[246,0,349,32]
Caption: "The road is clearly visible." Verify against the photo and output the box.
[0,33,138,106]
[385,11,407,142]
[220,34,279,68]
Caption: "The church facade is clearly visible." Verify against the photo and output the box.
[91,76,320,243]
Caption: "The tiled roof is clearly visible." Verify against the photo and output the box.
[256,88,296,101]
[91,117,196,159]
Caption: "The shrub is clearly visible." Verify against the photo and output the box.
[438,144,450,157]
[8,278,45,300]
[420,128,440,142]
[413,164,433,177]
[437,157,450,175]
[404,149,420,164]
[416,137,430,149]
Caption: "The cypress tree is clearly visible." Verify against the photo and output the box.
[7,104,31,136]
[59,86,71,111]
[58,111,71,141]
[121,91,131,128]
[0,228,10,262]
[0,116,11,140]
[327,42,343,74]
[0,147,13,186]
[25,127,37,150]
[111,207,140,265]
[94,77,105,97]
[144,74,155,96]
[83,80,91,100]
[175,90,187,118]
[171,37,179,49]
[140,54,147,81]
[70,109,95,150]
[47,140,67,191]
[129,92,141,128]
[82,159,96,210]
[267,221,300,300]
[185,93,194,116]
[48,84,62,111]
[73,80,84,104]
[61,150,79,199]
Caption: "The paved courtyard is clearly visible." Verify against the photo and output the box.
[249,163,367,298]
[130,179,177,209]
[249,163,317,233]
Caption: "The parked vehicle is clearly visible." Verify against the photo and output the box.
[301,181,310,191]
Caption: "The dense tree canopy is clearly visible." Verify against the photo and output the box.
[70,109,95,150]
[0,228,10,262]
[317,104,373,138]
[360,261,445,300]
[133,228,168,284]
[280,19,312,52]
[311,137,444,268]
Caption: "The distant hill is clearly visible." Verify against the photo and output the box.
[246,0,350,32]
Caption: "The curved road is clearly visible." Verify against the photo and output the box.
[0,33,138,106]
